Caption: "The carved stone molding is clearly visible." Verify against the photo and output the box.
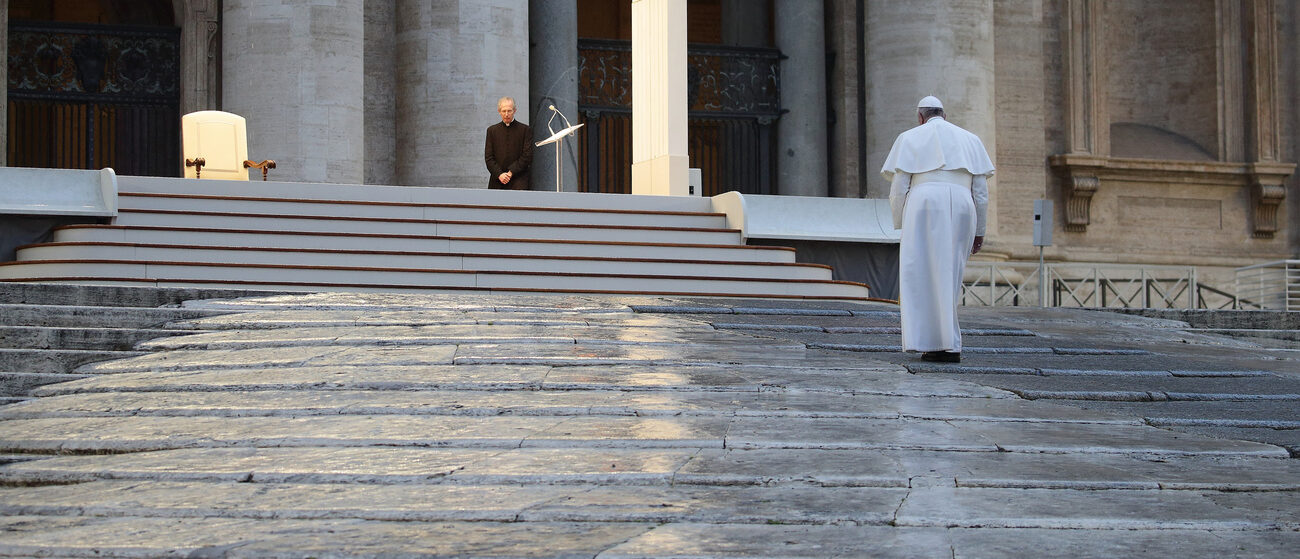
[1248,162,1293,238]
[1051,154,1295,236]
[1063,175,1100,232]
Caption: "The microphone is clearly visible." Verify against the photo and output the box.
[549,104,558,111]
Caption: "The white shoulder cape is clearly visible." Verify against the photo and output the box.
[880,118,995,180]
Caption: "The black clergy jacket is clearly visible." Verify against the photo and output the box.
[484,120,534,190]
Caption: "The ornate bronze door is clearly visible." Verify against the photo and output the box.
[7,21,180,176]
[577,39,780,195]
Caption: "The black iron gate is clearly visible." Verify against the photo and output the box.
[577,39,780,196]
[7,21,180,176]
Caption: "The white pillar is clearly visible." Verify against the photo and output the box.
[775,0,828,197]
[394,0,529,188]
[631,0,690,196]
[529,0,579,192]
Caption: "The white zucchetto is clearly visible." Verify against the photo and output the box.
[917,96,943,109]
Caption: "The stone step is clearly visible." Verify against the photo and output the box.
[0,325,191,351]
[0,414,1283,456]
[117,175,715,214]
[0,389,1140,425]
[3,447,1298,491]
[118,191,729,229]
[0,282,283,307]
[0,303,224,328]
[0,515,1294,559]
[50,225,798,262]
[1,480,1296,532]
[111,209,744,245]
[0,372,91,398]
[32,363,1013,400]
[0,261,869,299]
[16,243,831,281]
[0,348,146,376]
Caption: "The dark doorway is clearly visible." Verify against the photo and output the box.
[7,0,180,176]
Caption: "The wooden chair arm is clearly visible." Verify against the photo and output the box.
[184,157,206,179]
[243,159,277,181]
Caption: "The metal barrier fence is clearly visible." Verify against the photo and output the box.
[962,262,1262,310]
[1235,260,1300,311]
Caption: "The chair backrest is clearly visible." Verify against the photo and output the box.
[181,110,250,181]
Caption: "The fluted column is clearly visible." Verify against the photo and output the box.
[222,0,364,184]
[529,0,579,192]
[631,0,689,196]
[865,0,997,199]
[774,0,828,197]
[394,0,529,187]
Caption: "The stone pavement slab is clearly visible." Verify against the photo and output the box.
[896,486,1300,529]
[7,447,1300,491]
[0,516,652,558]
[945,527,1300,559]
[139,324,765,351]
[597,524,955,559]
[0,388,1138,424]
[3,292,1299,557]
[1,414,1277,455]
[0,480,907,525]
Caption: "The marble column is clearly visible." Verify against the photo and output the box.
[631,0,689,196]
[223,0,365,184]
[774,0,828,197]
[394,0,529,188]
[529,0,579,192]
[864,0,996,200]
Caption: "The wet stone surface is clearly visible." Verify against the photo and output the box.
[0,293,1297,557]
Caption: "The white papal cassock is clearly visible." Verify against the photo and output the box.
[882,116,994,353]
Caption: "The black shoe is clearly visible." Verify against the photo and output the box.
[921,351,960,363]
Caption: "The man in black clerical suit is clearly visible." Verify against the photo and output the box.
[484,97,533,190]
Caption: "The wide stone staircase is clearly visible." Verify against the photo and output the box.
[0,176,870,300]
[0,283,260,403]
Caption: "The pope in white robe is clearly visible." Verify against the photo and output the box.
[881,96,994,362]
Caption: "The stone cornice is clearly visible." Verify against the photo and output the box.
[1050,154,1295,237]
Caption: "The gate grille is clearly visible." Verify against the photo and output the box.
[7,21,180,177]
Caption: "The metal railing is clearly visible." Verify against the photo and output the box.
[1235,260,1300,311]
[962,262,1263,309]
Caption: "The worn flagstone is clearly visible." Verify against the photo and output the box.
[0,389,1138,423]
[0,481,907,525]
[2,292,1298,557]
[0,516,652,558]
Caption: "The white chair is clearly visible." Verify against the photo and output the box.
[181,110,276,180]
